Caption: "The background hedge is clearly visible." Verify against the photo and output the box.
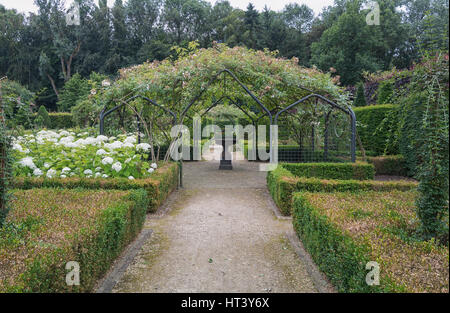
[32,112,75,129]
[13,162,179,213]
[280,162,375,180]
[354,104,397,156]
[367,155,408,176]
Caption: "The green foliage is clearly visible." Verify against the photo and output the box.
[267,165,416,215]
[367,155,408,176]
[13,162,179,213]
[47,113,74,129]
[0,188,148,292]
[0,79,35,129]
[71,99,103,128]
[377,80,394,104]
[35,106,50,128]
[0,97,12,225]
[57,73,91,112]
[354,104,398,155]
[353,82,367,107]
[281,162,375,180]
[414,54,449,242]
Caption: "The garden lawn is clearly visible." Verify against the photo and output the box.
[0,188,148,292]
[293,190,449,293]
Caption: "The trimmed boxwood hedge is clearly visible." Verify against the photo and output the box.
[280,162,375,180]
[367,155,408,176]
[354,104,397,155]
[267,164,417,216]
[1,188,148,292]
[32,113,75,129]
[293,193,380,292]
[13,162,179,213]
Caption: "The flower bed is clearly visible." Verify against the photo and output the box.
[292,190,449,292]
[0,188,149,292]
[12,129,159,180]
[13,161,179,213]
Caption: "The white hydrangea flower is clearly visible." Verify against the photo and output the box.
[44,163,51,169]
[136,143,151,152]
[102,174,109,178]
[151,163,158,169]
[95,172,101,178]
[123,142,134,148]
[33,168,43,176]
[128,176,135,180]
[105,141,123,150]
[84,169,93,175]
[96,149,107,156]
[112,162,122,172]
[62,167,71,174]
[12,143,23,152]
[96,135,108,142]
[46,169,56,178]
[102,80,111,87]
[102,157,114,165]
[148,168,154,174]
[60,174,67,178]
[20,157,36,170]
[124,136,137,144]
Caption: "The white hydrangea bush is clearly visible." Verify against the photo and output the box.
[12,129,159,179]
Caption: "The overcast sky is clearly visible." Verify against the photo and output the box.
[0,0,335,15]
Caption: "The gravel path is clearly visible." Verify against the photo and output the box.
[112,149,319,293]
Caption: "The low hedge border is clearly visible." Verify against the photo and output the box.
[2,188,148,292]
[267,165,418,216]
[280,162,375,180]
[13,162,179,213]
[292,193,390,292]
[367,155,408,177]
[32,112,75,129]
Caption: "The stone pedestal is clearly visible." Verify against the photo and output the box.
[215,136,236,170]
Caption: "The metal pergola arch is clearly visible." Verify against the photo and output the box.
[274,93,356,162]
[98,69,356,164]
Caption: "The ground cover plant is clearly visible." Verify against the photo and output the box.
[293,190,449,292]
[0,188,148,292]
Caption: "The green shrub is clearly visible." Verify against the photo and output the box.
[280,162,375,180]
[377,80,394,104]
[367,155,408,176]
[353,82,367,107]
[13,162,179,213]
[0,79,34,129]
[35,106,51,128]
[267,165,417,215]
[354,104,398,155]
[0,188,148,292]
